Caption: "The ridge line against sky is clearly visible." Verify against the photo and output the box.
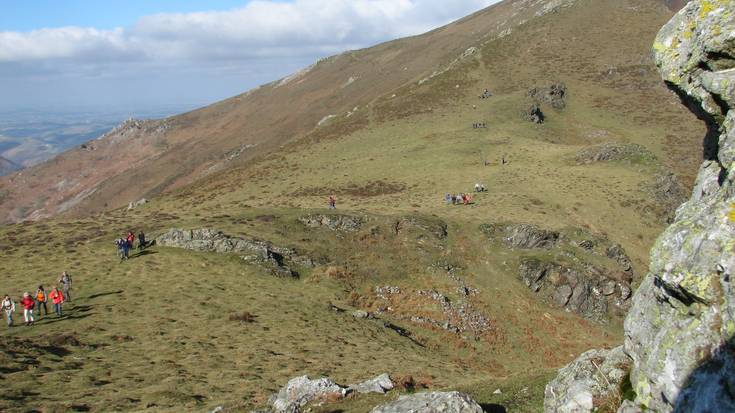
[0,0,500,110]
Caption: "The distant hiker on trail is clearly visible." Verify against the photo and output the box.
[49,287,64,317]
[20,293,35,326]
[138,232,147,250]
[474,183,487,193]
[59,271,72,302]
[2,295,15,327]
[445,193,452,205]
[35,285,48,317]
[328,196,336,209]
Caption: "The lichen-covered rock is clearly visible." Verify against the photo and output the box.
[544,346,632,413]
[269,376,346,412]
[620,2,735,411]
[370,391,483,413]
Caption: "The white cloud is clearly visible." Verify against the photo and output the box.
[0,0,500,107]
[0,0,498,63]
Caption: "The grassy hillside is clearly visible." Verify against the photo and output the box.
[0,0,706,412]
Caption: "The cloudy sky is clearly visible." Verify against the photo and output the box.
[0,0,500,111]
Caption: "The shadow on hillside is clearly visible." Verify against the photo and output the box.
[672,336,735,411]
[130,250,158,258]
[480,403,507,413]
[87,290,124,299]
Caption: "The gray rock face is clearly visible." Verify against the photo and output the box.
[544,346,631,413]
[298,214,363,232]
[156,228,303,278]
[370,391,483,413]
[547,2,735,412]
[622,2,735,412]
[270,376,346,412]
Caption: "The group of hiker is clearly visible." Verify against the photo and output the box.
[1,272,71,327]
[445,183,487,206]
[472,122,487,129]
[115,231,149,261]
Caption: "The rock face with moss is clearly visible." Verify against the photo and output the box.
[546,1,735,412]
[625,2,735,411]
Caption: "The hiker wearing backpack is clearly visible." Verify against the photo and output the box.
[138,231,147,250]
[59,271,72,302]
[127,232,135,249]
[35,285,48,317]
[20,293,35,326]
[1,295,15,327]
[49,287,65,317]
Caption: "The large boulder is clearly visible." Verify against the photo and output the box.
[370,391,483,413]
[544,346,632,413]
[348,373,394,394]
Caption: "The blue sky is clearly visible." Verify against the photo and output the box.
[0,1,250,30]
[0,0,499,111]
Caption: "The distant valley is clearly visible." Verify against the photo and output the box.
[0,104,200,174]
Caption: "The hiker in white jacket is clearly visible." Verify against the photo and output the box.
[2,295,15,327]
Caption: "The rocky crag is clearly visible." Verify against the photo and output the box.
[545,1,735,412]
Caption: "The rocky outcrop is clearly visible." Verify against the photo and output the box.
[298,214,363,232]
[482,223,633,321]
[641,171,688,223]
[522,103,545,124]
[529,83,567,110]
[370,391,483,413]
[545,346,631,413]
[480,223,559,249]
[519,258,632,321]
[546,2,735,412]
[156,228,309,277]
[127,198,148,210]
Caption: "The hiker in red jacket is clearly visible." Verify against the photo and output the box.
[126,232,136,249]
[49,287,65,317]
[20,292,35,326]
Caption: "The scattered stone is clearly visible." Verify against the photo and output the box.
[370,391,483,413]
[348,373,394,394]
[298,214,363,232]
[352,310,370,319]
[544,346,631,413]
[493,389,502,395]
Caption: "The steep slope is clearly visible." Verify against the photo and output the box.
[0,0,699,225]
[0,1,711,412]
[0,155,21,176]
